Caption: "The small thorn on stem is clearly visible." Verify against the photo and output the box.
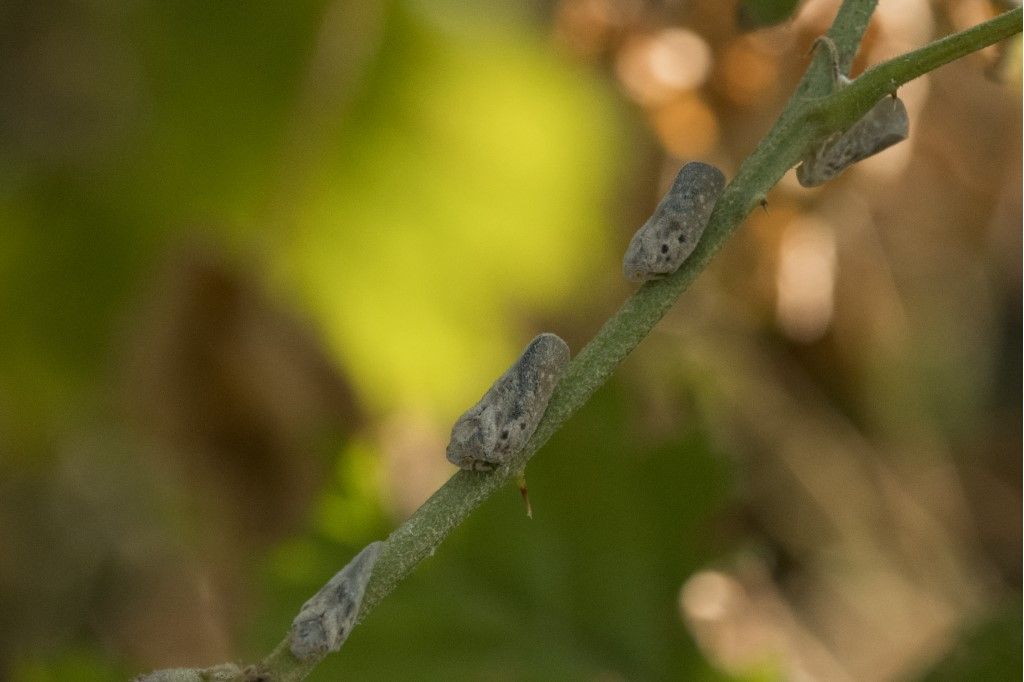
[810,35,846,87]
[517,473,533,519]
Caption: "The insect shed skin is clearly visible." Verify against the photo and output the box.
[797,94,909,187]
[446,333,571,472]
[290,541,383,662]
[622,161,726,283]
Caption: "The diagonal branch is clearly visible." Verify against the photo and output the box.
[817,7,1022,131]
[243,3,1019,680]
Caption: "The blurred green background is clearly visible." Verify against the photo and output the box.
[0,1,1020,680]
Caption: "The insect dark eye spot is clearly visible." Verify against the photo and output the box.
[519,423,527,429]
[660,244,669,254]
[677,234,686,243]
[500,430,509,439]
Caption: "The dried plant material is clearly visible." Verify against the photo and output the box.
[623,162,726,283]
[290,541,383,661]
[446,334,571,471]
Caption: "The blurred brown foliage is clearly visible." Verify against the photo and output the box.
[0,1,1020,680]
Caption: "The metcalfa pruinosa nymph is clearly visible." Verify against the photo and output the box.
[796,94,909,187]
[446,333,570,471]
[622,161,726,283]
[290,541,382,661]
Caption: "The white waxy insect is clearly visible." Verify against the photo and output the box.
[796,94,909,187]
[290,541,383,661]
[446,333,570,472]
[622,161,726,283]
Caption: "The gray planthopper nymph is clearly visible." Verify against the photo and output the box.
[795,36,910,187]
[446,333,570,472]
[796,94,909,187]
[290,540,383,661]
[622,161,726,283]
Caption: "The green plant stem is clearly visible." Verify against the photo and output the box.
[798,0,878,98]
[819,7,1023,130]
[256,4,1020,680]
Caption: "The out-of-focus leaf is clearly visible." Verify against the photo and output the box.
[737,0,802,30]
[277,2,628,416]
[0,1,330,461]
[10,647,126,682]
[916,603,1023,681]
